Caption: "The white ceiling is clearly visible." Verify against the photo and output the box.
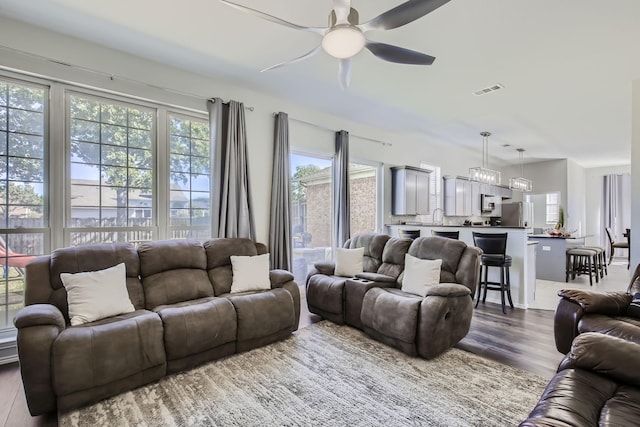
[1,0,639,167]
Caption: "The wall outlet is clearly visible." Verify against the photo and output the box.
[542,246,551,251]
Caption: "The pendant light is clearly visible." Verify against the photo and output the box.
[509,148,533,192]
[469,131,501,185]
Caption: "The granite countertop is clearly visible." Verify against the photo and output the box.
[386,224,528,229]
[528,234,587,239]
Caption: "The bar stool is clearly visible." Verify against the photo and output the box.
[566,248,599,286]
[583,246,607,278]
[472,232,513,314]
[431,230,459,240]
[399,229,420,239]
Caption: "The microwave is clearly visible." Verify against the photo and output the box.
[481,194,496,213]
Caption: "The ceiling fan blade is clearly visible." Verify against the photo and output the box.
[220,0,326,35]
[338,58,352,90]
[260,45,322,72]
[359,0,451,32]
[333,0,352,25]
[365,41,435,65]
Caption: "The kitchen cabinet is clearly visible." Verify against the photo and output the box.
[391,166,431,215]
[444,177,472,216]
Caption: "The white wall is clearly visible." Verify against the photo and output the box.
[566,160,586,236]
[585,165,631,246]
[632,80,640,271]
[0,16,499,245]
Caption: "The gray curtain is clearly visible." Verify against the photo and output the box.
[602,173,631,247]
[333,130,350,247]
[269,113,292,270]
[208,98,255,239]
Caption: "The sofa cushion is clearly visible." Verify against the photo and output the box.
[205,238,259,295]
[408,237,466,283]
[224,288,296,352]
[49,243,144,321]
[377,237,412,279]
[361,288,421,344]
[401,255,442,297]
[153,297,237,361]
[578,314,640,344]
[335,247,364,277]
[52,310,165,396]
[230,253,271,293]
[60,263,135,325]
[138,240,212,309]
[345,233,390,273]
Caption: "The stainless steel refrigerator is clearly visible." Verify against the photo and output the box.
[501,202,533,228]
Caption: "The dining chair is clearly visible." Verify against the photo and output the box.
[605,227,629,266]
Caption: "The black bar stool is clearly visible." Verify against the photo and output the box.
[472,232,513,314]
[399,229,420,239]
[431,230,459,240]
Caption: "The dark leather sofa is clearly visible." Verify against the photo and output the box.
[14,238,300,415]
[520,267,640,426]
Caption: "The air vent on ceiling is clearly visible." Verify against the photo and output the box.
[473,83,504,96]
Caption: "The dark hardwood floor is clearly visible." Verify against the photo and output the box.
[0,295,561,426]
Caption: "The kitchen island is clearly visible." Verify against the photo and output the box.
[527,234,586,282]
[385,224,536,309]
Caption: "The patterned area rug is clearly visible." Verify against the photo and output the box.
[59,321,546,426]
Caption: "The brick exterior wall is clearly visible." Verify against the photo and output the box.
[304,174,377,247]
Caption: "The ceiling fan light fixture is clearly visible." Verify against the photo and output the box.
[321,25,365,59]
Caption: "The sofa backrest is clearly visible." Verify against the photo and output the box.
[138,239,211,309]
[25,243,144,323]
[407,236,481,295]
[204,238,265,296]
[377,237,412,279]
[344,233,391,273]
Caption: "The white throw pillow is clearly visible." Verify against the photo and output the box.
[230,253,271,293]
[60,263,135,326]
[401,254,442,297]
[334,247,365,277]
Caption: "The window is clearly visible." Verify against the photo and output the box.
[290,153,332,285]
[168,114,211,240]
[545,192,560,225]
[419,162,442,223]
[67,93,155,246]
[0,78,48,331]
[349,161,379,235]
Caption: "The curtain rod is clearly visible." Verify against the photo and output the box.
[0,44,254,111]
[286,116,392,147]
[209,98,254,111]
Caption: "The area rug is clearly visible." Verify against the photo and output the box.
[59,321,547,426]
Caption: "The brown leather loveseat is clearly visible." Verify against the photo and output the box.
[520,266,640,425]
[14,238,300,416]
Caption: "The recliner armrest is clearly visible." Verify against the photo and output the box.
[425,283,471,298]
[558,332,640,387]
[558,289,631,315]
[313,261,336,276]
[269,269,295,287]
[355,272,396,283]
[14,304,66,331]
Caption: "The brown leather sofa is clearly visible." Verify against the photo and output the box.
[520,267,640,426]
[14,238,300,416]
[554,268,640,354]
[306,234,481,359]
[521,332,640,426]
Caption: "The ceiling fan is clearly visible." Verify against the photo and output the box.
[220,0,451,89]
